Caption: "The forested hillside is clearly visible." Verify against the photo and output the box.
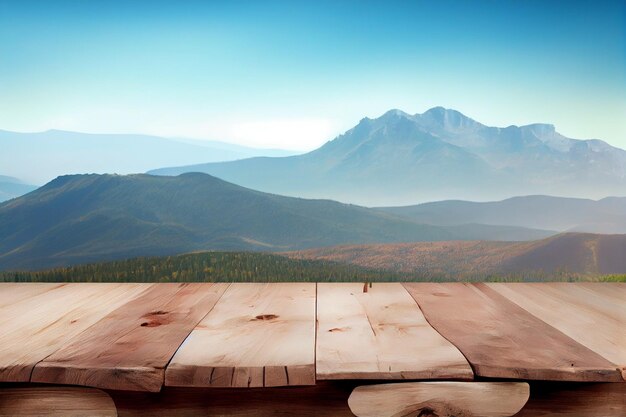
[287,233,626,277]
[1,251,623,283]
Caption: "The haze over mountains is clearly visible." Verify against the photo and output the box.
[0,175,37,203]
[379,195,626,234]
[0,129,296,185]
[151,107,626,206]
[0,173,552,270]
[2,106,625,275]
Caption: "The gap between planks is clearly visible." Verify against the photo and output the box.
[165,283,317,388]
[157,282,232,389]
[403,283,623,382]
[31,283,230,392]
[486,282,626,382]
[0,283,151,383]
[316,283,474,381]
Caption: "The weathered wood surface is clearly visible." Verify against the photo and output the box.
[1,381,622,417]
[0,386,117,417]
[109,382,626,416]
[165,283,316,388]
[316,283,473,380]
[0,283,65,309]
[32,283,228,392]
[488,283,626,380]
[403,283,623,381]
[0,282,623,394]
[0,283,148,382]
[513,382,626,416]
[348,382,530,417]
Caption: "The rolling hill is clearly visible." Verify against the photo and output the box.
[0,175,37,202]
[286,233,626,277]
[378,195,626,234]
[0,129,296,186]
[150,107,626,206]
[0,173,552,270]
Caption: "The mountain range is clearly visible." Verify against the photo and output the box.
[378,195,626,234]
[0,129,296,185]
[150,107,626,206]
[0,173,552,270]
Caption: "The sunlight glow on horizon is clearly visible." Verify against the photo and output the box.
[0,0,624,150]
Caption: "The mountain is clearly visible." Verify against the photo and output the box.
[0,173,552,270]
[150,107,626,206]
[378,195,626,234]
[0,129,297,185]
[286,233,626,277]
[0,175,37,202]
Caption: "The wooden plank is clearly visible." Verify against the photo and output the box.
[0,387,117,417]
[488,283,626,381]
[0,283,66,309]
[316,283,473,380]
[165,283,316,388]
[404,283,623,381]
[582,283,626,380]
[348,382,529,417]
[579,282,626,306]
[32,283,228,392]
[0,283,149,382]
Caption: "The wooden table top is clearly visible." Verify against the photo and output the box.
[0,282,623,392]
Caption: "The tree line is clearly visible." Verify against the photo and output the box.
[0,251,623,283]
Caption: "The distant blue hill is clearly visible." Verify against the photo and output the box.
[378,195,626,234]
[0,175,37,203]
[0,129,298,186]
[150,107,626,206]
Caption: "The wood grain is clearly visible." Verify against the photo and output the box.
[32,283,228,392]
[105,381,626,417]
[165,283,316,388]
[0,283,148,382]
[488,283,626,380]
[105,382,626,417]
[0,386,117,417]
[0,283,65,309]
[316,283,473,380]
[513,382,626,416]
[348,382,529,417]
[403,283,623,381]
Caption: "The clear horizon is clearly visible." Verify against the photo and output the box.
[1,0,625,151]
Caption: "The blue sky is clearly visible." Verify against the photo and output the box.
[1,0,624,150]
